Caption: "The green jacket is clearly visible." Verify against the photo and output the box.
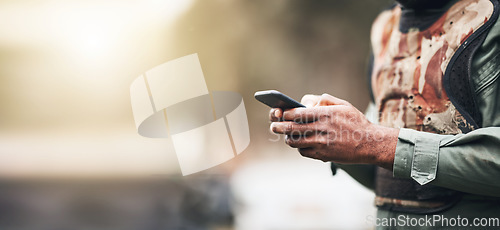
[340,1,500,229]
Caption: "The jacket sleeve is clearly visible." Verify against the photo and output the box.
[393,127,500,197]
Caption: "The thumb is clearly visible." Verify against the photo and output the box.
[317,93,351,106]
[301,94,320,108]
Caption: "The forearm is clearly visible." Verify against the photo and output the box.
[358,102,398,170]
[356,125,399,170]
[335,125,398,191]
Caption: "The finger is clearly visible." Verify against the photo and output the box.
[301,94,320,108]
[298,147,317,158]
[270,121,321,135]
[298,148,328,162]
[269,108,283,122]
[317,93,351,106]
[282,107,331,123]
[285,134,326,148]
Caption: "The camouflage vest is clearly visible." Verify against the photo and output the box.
[370,0,499,213]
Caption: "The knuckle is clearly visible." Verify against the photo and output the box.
[320,93,333,102]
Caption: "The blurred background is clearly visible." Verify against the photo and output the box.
[0,0,393,229]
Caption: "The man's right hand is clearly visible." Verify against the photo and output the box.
[268,93,398,169]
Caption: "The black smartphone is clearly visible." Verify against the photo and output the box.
[254,90,305,109]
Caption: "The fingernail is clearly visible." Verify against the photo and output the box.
[274,109,281,118]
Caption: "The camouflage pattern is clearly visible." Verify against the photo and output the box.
[371,0,494,135]
[371,0,495,210]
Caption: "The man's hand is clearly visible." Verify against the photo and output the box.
[269,93,399,170]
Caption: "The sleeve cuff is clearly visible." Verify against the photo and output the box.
[393,128,441,185]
